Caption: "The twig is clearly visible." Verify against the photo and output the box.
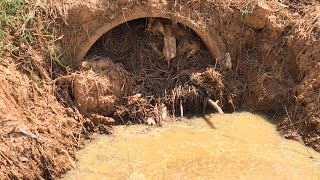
[284,106,314,159]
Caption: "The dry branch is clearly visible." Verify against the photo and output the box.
[206,98,224,115]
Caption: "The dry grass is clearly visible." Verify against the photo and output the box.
[0,1,83,179]
[0,0,68,81]
[85,18,229,124]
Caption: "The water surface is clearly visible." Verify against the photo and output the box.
[64,112,320,179]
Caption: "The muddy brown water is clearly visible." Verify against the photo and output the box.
[63,112,320,179]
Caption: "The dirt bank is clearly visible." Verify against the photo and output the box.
[0,0,319,179]
[0,1,84,179]
[59,0,320,148]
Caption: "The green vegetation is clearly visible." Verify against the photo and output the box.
[0,0,29,55]
[0,0,67,79]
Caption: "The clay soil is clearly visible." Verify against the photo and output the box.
[0,0,320,179]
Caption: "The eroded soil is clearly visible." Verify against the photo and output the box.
[0,0,319,179]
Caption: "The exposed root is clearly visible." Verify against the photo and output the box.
[70,18,232,126]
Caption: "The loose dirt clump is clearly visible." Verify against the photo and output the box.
[56,56,132,133]
[74,57,132,116]
[0,63,82,179]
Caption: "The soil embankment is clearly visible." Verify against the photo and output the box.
[0,0,319,179]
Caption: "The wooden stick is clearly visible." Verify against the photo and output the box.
[180,98,184,117]
[206,98,224,115]
[172,97,175,120]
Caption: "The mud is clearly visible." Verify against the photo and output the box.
[74,57,132,116]
[0,63,81,179]
[0,0,319,179]
[58,0,320,152]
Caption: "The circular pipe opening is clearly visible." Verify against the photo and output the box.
[74,7,226,66]
[82,18,221,114]
[85,18,214,62]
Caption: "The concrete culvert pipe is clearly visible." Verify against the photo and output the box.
[60,1,227,67]
[58,1,233,126]
[65,16,228,121]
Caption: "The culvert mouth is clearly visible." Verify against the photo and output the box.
[72,7,227,67]
[72,18,232,127]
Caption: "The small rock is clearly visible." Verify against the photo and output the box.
[146,117,156,126]
[19,156,28,163]
[98,125,114,135]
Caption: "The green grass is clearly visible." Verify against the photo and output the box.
[0,0,28,34]
[0,0,26,26]
[0,0,69,78]
[0,0,30,55]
